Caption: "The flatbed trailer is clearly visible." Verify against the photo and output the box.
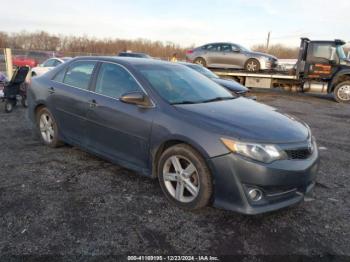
[209,38,350,102]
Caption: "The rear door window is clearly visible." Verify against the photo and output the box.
[52,68,66,82]
[95,63,141,98]
[63,61,96,90]
[203,44,220,52]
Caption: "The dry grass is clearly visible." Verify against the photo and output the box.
[252,44,299,59]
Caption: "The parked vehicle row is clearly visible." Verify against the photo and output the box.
[28,57,319,215]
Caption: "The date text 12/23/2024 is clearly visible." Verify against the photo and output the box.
[127,256,220,261]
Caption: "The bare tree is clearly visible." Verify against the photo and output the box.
[252,44,299,59]
[0,30,189,59]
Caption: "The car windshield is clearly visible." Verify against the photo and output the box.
[186,64,219,79]
[238,44,250,52]
[138,64,233,104]
[337,45,347,59]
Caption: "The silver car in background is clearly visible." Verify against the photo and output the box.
[31,57,71,77]
[186,42,277,72]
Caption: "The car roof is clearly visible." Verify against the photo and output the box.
[70,56,180,68]
[201,42,235,46]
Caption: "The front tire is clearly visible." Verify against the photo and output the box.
[245,58,260,72]
[36,107,62,147]
[193,57,207,67]
[158,144,213,210]
[334,81,350,103]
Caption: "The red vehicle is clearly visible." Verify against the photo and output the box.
[12,56,38,68]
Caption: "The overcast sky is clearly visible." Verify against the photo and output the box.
[1,0,349,48]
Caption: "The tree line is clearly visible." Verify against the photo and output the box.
[0,31,189,59]
[3,30,342,59]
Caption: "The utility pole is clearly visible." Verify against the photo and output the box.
[266,31,271,51]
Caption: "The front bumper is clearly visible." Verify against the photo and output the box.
[259,58,278,70]
[208,146,319,215]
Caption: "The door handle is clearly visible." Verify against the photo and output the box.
[89,99,98,108]
[48,87,55,94]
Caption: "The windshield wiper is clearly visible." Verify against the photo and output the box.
[200,96,236,103]
[171,96,235,105]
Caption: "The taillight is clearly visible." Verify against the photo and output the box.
[186,49,194,54]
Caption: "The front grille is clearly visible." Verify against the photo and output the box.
[285,148,312,160]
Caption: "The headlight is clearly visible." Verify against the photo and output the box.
[259,56,271,61]
[221,138,287,163]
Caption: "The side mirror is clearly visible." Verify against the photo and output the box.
[232,49,240,53]
[330,47,336,61]
[120,91,153,107]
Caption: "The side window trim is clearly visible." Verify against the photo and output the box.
[89,61,102,92]
[52,66,68,82]
[52,59,156,106]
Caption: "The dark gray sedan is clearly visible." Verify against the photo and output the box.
[186,42,277,72]
[28,57,319,214]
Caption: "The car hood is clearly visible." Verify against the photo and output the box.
[212,78,248,93]
[249,51,277,60]
[175,98,309,143]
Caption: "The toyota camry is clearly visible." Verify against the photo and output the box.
[27,57,319,214]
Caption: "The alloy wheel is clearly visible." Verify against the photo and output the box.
[162,155,200,203]
[246,60,258,72]
[337,85,350,101]
[39,113,55,143]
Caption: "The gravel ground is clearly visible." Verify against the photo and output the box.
[0,91,349,259]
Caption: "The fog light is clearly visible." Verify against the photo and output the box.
[248,188,263,201]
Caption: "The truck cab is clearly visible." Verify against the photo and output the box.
[297,38,350,102]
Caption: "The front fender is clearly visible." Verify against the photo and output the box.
[328,69,350,93]
[148,113,232,176]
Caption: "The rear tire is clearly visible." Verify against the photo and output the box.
[334,81,350,103]
[158,144,213,210]
[193,57,207,67]
[36,107,63,147]
[245,59,260,72]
